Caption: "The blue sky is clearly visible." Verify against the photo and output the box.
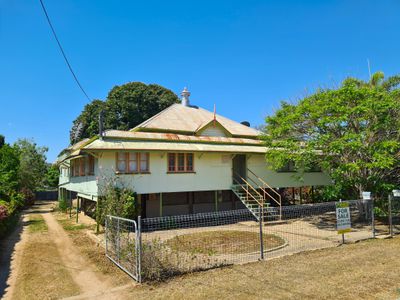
[1,0,399,162]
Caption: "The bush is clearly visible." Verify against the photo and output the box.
[0,202,20,238]
[20,187,35,206]
[140,239,181,281]
[96,182,138,229]
[0,204,8,220]
[374,198,390,219]
[58,197,68,212]
[9,192,24,211]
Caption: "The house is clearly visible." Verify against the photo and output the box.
[57,88,331,219]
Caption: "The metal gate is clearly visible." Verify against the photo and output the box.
[105,215,141,282]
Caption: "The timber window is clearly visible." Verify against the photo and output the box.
[128,152,138,173]
[304,162,322,173]
[140,153,149,172]
[71,155,96,177]
[116,152,150,174]
[168,153,195,173]
[87,155,95,175]
[79,158,85,176]
[277,160,296,173]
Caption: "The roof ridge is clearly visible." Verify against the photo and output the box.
[130,103,180,131]
[197,106,262,135]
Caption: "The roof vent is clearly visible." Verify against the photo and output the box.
[181,87,191,106]
[241,121,250,127]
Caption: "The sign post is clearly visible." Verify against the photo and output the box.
[336,200,351,244]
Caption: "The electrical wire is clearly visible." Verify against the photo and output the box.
[39,0,91,101]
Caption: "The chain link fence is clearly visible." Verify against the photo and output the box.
[374,192,400,236]
[105,199,376,282]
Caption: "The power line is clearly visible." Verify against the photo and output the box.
[39,0,91,101]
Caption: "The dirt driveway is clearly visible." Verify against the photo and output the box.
[0,201,133,300]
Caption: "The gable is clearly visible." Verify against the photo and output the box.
[196,120,231,137]
[200,126,227,137]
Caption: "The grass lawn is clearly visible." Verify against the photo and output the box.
[166,230,285,255]
[117,237,400,300]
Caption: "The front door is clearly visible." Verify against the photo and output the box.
[232,154,247,184]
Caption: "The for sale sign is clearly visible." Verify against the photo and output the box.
[336,201,351,234]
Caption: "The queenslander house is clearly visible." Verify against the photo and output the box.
[57,88,331,220]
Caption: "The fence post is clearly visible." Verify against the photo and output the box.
[339,199,345,244]
[137,215,142,283]
[371,199,375,238]
[259,205,264,260]
[105,216,108,256]
[117,217,120,263]
[76,198,79,223]
[389,194,393,237]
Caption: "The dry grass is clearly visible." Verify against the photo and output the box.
[54,213,132,287]
[113,237,400,300]
[166,230,285,255]
[27,214,48,233]
[57,218,95,231]
[12,229,80,299]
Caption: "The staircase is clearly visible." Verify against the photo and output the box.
[231,169,282,222]
[231,184,268,221]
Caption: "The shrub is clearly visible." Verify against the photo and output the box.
[96,181,138,230]
[57,197,68,212]
[0,202,20,238]
[20,187,35,206]
[140,239,181,281]
[9,192,24,211]
[0,204,8,221]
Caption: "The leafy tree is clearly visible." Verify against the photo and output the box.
[44,164,60,188]
[105,82,179,131]
[263,72,400,199]
[70,99,105,145]
[0,135,4,148]
[70,82,179,144]
[0,143,20,200]
[15,139,48,192]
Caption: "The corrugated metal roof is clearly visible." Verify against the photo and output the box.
[104,130,262,145]
[84,139,267,154]
[132,104,261,137]
[67,138,91,151]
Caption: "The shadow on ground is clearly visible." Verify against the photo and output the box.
[0,216,23,297]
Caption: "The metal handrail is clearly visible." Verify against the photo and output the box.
[232,177,262,207]
[247,168,282,219]
[233,171,264,202]
[247,169,281,199]
[245,176,276,206]
[232,174,264,208]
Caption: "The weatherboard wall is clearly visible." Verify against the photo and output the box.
[94,151,331,194]
[247,155,332,188]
